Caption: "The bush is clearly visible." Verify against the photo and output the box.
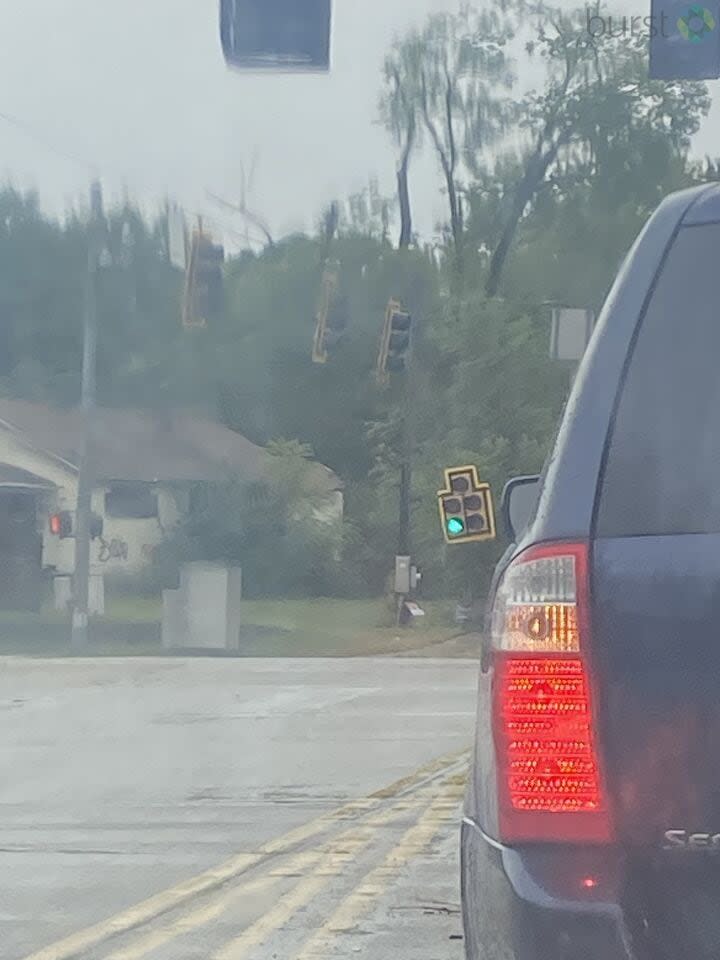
[154,442,351,599]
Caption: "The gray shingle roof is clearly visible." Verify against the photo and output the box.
[0,400,342,492]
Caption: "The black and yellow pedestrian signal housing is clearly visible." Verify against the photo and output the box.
[438,465,496,544]
[183,230,225,329]
[377,299,412,383]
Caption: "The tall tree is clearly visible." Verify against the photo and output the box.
[485,1,711,296]
[381,5,515,274]
[379,46,420,248]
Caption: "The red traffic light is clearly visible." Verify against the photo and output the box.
[49,512,73,538]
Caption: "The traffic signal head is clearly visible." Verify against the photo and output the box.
[195,237,225,320]
[377,300,412,382]
[438,466,496,545]
[312,268,340,363]
[185,232,225,328]
[387,309,412,372]
[49,511,73,538]
[323,294,349,349]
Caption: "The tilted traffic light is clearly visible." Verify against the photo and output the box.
[437,466,496,545]
[376,300,412,383]
[184,231,225,328]
[312,267,340,363]
[323,295,349,350]
[648,0,720,78]
[195,235,225,322]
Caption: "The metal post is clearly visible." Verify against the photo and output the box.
[396,301,418,625]
[398,457,411,556]
[71,180,103,649]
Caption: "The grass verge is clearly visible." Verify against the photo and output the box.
[0,597,465,658]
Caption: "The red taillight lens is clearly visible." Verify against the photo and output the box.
[49,514,61,535]
[491,543,611,843]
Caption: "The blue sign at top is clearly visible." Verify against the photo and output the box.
[220,0,332,73]
[649,1,720,78]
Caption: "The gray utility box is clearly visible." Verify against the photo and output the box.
[163,562,242,652]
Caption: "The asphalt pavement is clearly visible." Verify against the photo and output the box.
[0,656,478,960]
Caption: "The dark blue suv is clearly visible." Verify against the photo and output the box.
[461,183,720,960]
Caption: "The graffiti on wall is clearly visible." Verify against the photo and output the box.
[98,537,129,563]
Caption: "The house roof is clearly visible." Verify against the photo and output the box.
[0,399,342,493]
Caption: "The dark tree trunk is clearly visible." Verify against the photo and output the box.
[397,158,413,249]
[397,119,416,250]
[485,141,564,298]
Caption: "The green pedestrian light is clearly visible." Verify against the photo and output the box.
[438,465,497,545]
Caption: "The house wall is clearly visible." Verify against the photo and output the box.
[0,428,185,578]
[0,423,345,583]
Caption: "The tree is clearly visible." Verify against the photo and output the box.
[379,46,420,248]
[484,1,711,296]
[381,6,515,275]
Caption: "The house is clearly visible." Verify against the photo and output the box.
[0,399,342,609]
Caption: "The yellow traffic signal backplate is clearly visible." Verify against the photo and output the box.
[437,464,496,544]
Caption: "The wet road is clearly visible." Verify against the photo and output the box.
[0,657,477,960]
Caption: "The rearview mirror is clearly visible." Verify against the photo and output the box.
[501,476,540,542]
[220,0,332,73]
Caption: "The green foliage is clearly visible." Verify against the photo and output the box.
[156,442,347,599]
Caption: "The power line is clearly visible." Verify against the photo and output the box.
[0,109,97,174]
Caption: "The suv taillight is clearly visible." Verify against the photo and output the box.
[491,542,612,843]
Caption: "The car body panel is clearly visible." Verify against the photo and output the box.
[462,182,720,960]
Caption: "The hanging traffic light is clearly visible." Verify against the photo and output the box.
[325,294,349,346]
[437,466,496,545]
[197,236,225,320]
[312,266,340,363]
[220,0,332,73]
[184,230,225,328]
[377,300,412,383]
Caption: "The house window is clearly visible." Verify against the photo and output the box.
[105,483,158,520]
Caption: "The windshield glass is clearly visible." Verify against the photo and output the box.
[0,3,718,959]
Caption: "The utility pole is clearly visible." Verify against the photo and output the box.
[71,180,104,650]
[398,371,413,557]
[398,289,421,558]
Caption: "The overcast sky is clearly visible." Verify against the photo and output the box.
[0,0,718,246]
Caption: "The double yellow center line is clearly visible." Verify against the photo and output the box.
[22,749,469,960]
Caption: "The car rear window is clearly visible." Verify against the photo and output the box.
[597,222,720,537]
